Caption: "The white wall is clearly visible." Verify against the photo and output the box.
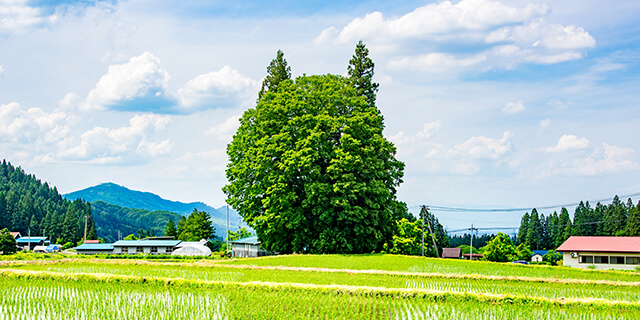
[563,252,640,270]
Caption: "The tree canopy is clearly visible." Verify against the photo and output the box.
[258,50,291,100]
[483,233,517,262]
[176,209,215,241]
[224,72,405,254]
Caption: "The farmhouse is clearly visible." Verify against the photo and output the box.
[441,248,462,259]
[557,236,640,270]
[231,236,268,258]
[75,243,114,255]
[531,250,548,262]
[16,236,49,251]
[112,239,182,255]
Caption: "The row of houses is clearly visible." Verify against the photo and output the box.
[75,238,213,256]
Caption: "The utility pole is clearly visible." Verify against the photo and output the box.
[83,215,88,243]
[421,206,425,256]
[226,204,230,252]
[424,206,439,258]
[469,223,478,260]
[28,229,31,251]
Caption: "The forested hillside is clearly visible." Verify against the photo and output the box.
[66,182,242,236]
[0,160,96,245]
[517,196,640,250]
[91,201,182,243]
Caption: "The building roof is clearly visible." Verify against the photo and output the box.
[10,232,21,239]
[16,237,47,244]
[532,250,549,256]
[231,236,260,245]
[84,240,100,244]
[557,236,640,253]
[75,243,114,251]
[462,253,484,257]
[112,240,181,247]
[442,248,462,258]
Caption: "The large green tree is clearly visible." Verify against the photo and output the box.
[483,233,517,262]
[258,50,291,100]
[177,209,215,241]
[0,228,17,255]
[224,74,404,254]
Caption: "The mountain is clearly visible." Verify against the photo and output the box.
[65,182,242,237]
[90,200,182,243]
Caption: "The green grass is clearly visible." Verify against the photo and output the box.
[221,254,640,282]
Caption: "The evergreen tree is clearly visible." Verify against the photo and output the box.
[556,208,572,247]
[177,209,215,241]
[348,40,379,108]
[258,50,291,99]
[0,193,9,230]
[604,196,628,236]
[626,201,640,236]
[164,218,177,238]
[526,209,542,249]
[517,212,530,245]
[0,228,17,255]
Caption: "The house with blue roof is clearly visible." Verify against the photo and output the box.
[230,236,268,258]
[75,243,115,255]
[531,250,549,262]
[16,236,49,251]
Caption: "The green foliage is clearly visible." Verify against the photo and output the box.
[224,73,404,254]
[258,50,291,99]
[483,233,517,262]
[164,218,177,238]
[384,218,422,255]
[515,243,533,261]
[62,242,74,250]
[0,228,17,255]
[90,201,181,243]
[348,40,379,108]
[227,227,253,242]
[0,160,94,245]
[123,234,137,240]
[177,209,215,241]
[542,250,563,265]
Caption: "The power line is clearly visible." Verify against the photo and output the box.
[446,217,640,234]
[411,192,640,213]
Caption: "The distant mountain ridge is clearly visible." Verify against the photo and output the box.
[65,182,242,236]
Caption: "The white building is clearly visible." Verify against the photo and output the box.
[231,236,268,258]
[112,239,182,255]
[172,239,212,256]
[557,236,640,270]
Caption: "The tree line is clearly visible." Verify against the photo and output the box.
[517,195,640,250]
[0,160,97,246]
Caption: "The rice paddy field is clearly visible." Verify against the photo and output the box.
[2,254,640,319]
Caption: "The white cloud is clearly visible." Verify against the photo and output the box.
[545,134,590,152]
[323,0,550,43]
[502,100,526,114]
[571,144,639,175]
[177,66,258,111]
[81,52,170,111]
[59,92,79,110]
[451,131,512,159]
[389,120,441,145]
[486,19,595,50]
[0,102,70,144]
[205,114,242,142]
[388,53,486,72]
[539,118,551,130]
[58,114,172,163]
[0,64,4,74]
[0,0,50,34]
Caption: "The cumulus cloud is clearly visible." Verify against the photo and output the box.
[545,134,590,152]
[0,102,70,144]
[321,0,549,43]
[58,114,172,164]
[450,131,512,159]
[0,0,51,34]
[81,52,172,112]
[177,66,258,112]
[571,144,639,175]
[205,114,242,142]
[389,120,441,145]
[388,53,487,72]
[502,100,526,114]
[486,19,595,50]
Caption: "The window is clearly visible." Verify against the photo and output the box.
[136,246,144,253]
[121,247,128,254]
[626,257,640,265]
[594,256,609,264]
[610,256,625,265]
[579,256,593,263]
[151,246,158,254]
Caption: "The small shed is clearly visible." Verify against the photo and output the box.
[531,250,548,262]
[231,236,268,258]
[442,248,462,259]
[75,243,114,255]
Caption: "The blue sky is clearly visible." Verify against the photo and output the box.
[2,0,640,230]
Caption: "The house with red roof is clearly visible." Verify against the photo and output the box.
[557,236,640,270]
